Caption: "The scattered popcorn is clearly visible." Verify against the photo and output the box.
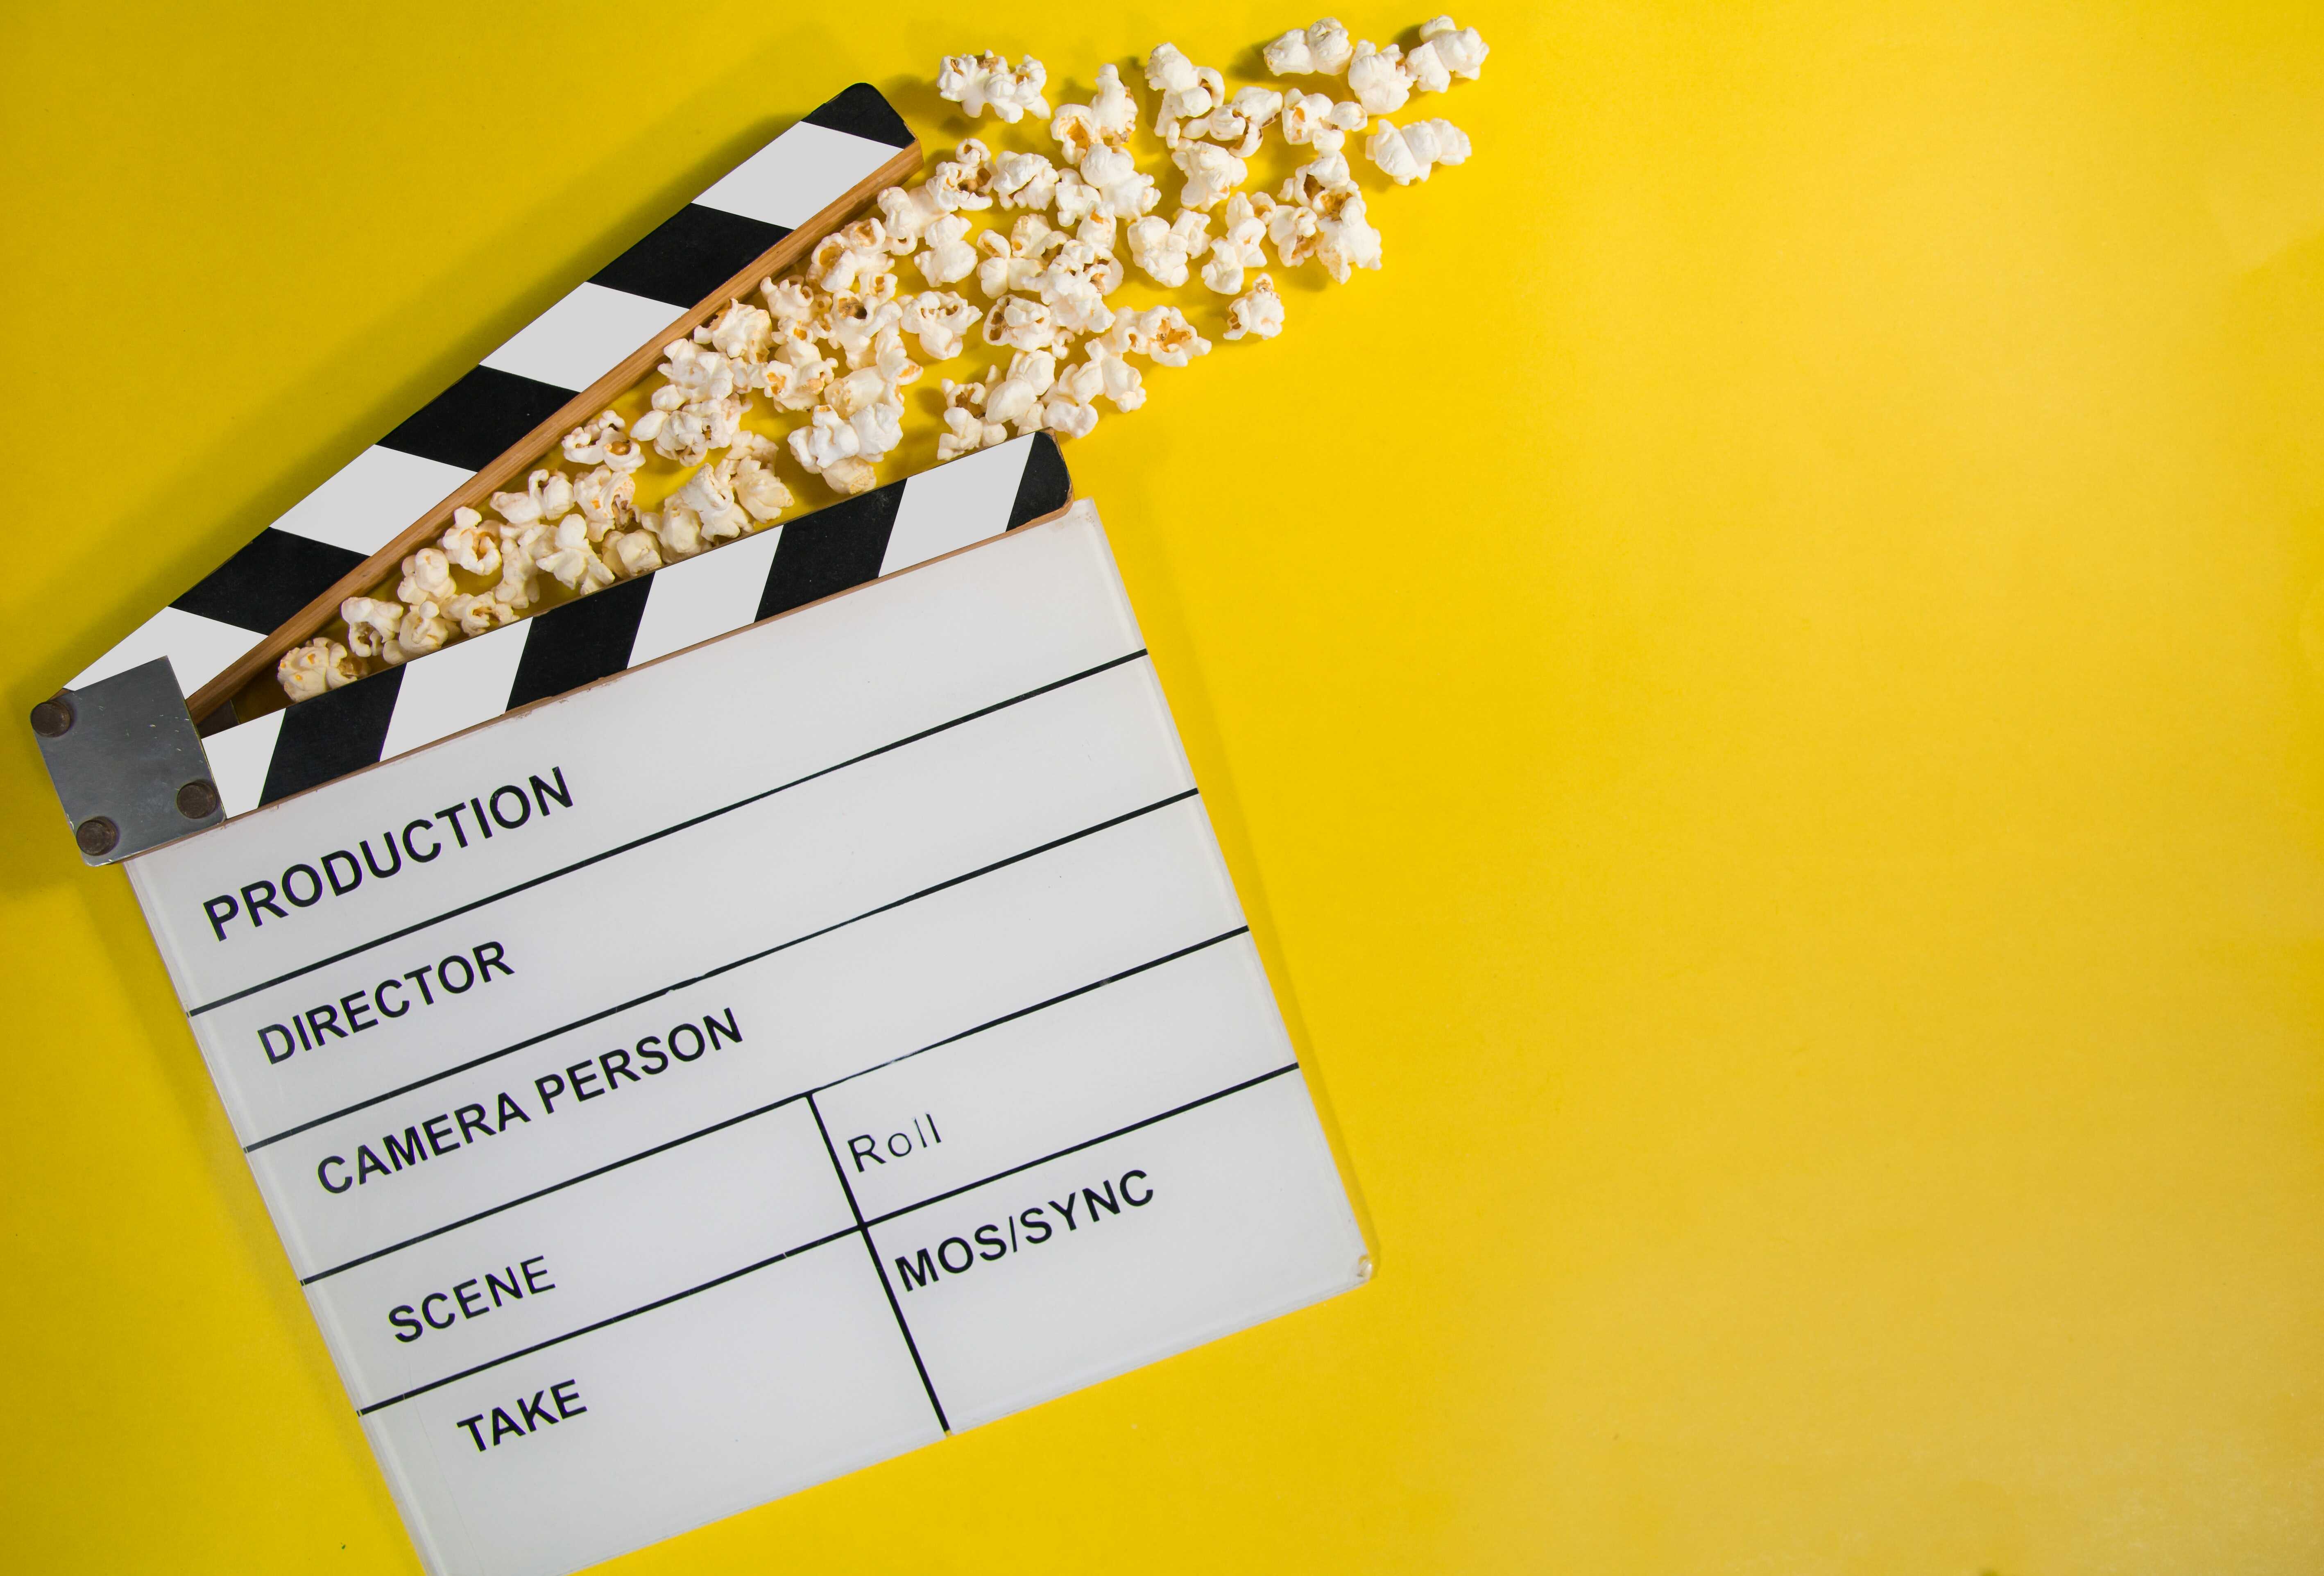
[983,349,1058,435]
[993,150,1060,211]
[1263,17,1355,76]
[982,293,1061,354]
[1126,210,1212,288]
[291,26,1486,702]
[537,517,616,594]
[1104,304,1210,366]
[1051,64,1137,166]
[938,52,1051,123]
[1080,145,1162,222]
[1202,193,1269,294]
[1225,272,1285,340]
[917,213,980,287]
[901,290,982,359]
[397,547,456,608]
[1347,41,1413,114]
[1281,91,1368,152]
[445,592,517,637]
[278,637,359,700]
[1173,140,1247,211]
[439,507,503,577]
[1416,16,1488,82]
[605,529,663,579]
[926,138,997,210]
[1366,116,1470,184]
[1146,43,1227,149]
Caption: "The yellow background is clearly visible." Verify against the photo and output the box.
[6,1,2324,1570]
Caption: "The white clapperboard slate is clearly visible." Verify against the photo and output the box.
[123,495,1368,1576]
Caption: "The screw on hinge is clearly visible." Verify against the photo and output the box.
[177,779,221,819]
[75,817,119,857]
[30,694,75,738]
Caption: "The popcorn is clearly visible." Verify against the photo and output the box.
[1263,17,1355,76]
[981,293,1061,354]
[938,373,1008,461]
[1366,116,1470,184]
[495,524,549,610]
[695,297,774,366]
[1283,149,1361,213]
[765,335,838,410]
[917,212,980,286]
[671,463,753,545]
[982,349,1058,434]
[1051,64,1137,166]
[926,138,997,210]
[875,184,946,253]
[634,386,745,465]
[1225,272,1285,340]
[604,529,663,579]
[1085,338,1146,409]
[573,465,636,538]
[1041,357,1103,439]
[560,410,627,467]
[1052,171,1104,230]
[827,293,906,369]
[1035,236,1123,337]
[1145,43,1226,149]
[642,504,705,560]
[1079,145,1161,221]
[993,150,1060,211]
[812,218,894,297]
[1172,139,1247,211]
[444,592,518,637]
[1126,210,1211,288]
[901,290,981,359]
[342,596,404,662]
[1201,192,1268,293]
[278,637,359,700]
[762,275,821,333]
[490,467,574,527]
[1417,15,1488,81]
[720,432,793,522]
[937,52,1051,122]
[537,517,616,594]
[1196,86,1285,157]
[1346,41,1413,114]
[439,507,502,577]
[657,338,737,402]
[1316,191,1383,281]
[1102,304,1210,366]
[397,547,456,607]
[396,600,452,659]
[788,406,878,496]
[1281,91,1368,152]
[977,214,1063,297]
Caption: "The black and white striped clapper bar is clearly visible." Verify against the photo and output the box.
[66,83,914,704]
[118,457,1370,1576]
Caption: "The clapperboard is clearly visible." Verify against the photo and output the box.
[33,84,1368,1576]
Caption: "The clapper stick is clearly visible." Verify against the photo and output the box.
[183,96,921,727]
[201,435,1074,818]
[53,83,918,726]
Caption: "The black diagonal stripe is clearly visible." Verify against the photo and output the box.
[172,527,368,635]
[505,577,652,711]
[377,367,576,472]
[801,82,914,148]
[261,666,406,806]
[1006,433,1073,528]
[757,483,904,622]
[591,204,791,310]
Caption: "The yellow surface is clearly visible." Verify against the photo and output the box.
[6,2,2324,1570]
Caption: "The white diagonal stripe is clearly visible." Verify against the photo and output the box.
[480,282,683,396]
[270,445,476,556]
[70,605,264,694]
[205,708,284,818]
[697,123,899,230]
[378,618,532,762]
[880,442,1028,576]
[628,528,786,668]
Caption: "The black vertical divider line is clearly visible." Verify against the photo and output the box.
[808,1091,950,1433]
